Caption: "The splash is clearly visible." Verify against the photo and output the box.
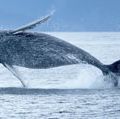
[10,64,118,89]
[0,64,118,89]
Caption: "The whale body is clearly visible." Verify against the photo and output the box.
[0,31,119,87]
[0,13,119,87]
[0,32,104,70]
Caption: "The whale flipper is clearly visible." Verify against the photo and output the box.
[12,12,53,34]
[2,63,26,88]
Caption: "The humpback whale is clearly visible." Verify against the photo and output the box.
[0,13,120,87]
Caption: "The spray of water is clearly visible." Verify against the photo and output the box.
[9,64,118,89]
[0,63,118,89]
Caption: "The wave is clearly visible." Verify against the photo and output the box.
[0,87,119,95]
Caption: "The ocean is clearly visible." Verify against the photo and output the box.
[0,32,120,119]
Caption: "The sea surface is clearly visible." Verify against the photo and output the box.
[0,32,120,119]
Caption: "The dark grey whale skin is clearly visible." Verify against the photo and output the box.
[0,31,120,86]
[0,31,107,72]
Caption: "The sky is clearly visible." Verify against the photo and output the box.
[0,0,120,31]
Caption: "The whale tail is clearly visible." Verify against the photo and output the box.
[102,60,120,87]
[108,60,120,74]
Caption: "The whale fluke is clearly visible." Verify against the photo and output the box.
[105,60,120,86]
[108,60,120,74]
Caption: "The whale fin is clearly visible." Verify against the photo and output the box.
[12,11,54,34]
[2,63,26,88]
